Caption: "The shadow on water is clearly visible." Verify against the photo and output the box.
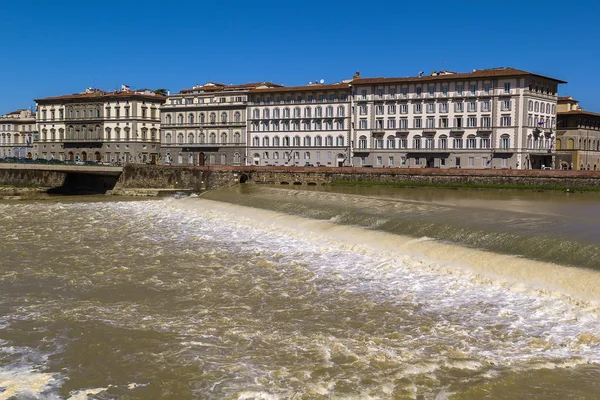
[202,184,600,271]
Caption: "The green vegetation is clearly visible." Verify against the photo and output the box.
[330,180,600,192]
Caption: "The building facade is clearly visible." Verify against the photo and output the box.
[247,82,352,167]
[554,96,600,170]
[0,109,36,158]
[35,88,164,163]
[160,82,279,166]
[350,67,565,169]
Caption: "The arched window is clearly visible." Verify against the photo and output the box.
[220,132,227,143]
[304,136,311,146]
[293,136,301,146]
[263,109,270,119]
[114,127,120,141]
[337,106,345,117]
[263,136,270,146]
[466,134,476,148]
[124,128,130,141]
[234,112,240,122]
[210,113,216,123]
[273,151,279,159]
[209,132,216,144]
[221,112,227,123]
[200,113,205,123]
[528,100,533,111]
[166,114,172,124]
[315,107,322,117]
[273,108,280,119]
[358,135,367,149]
[294,107,301,118]
[413,135,422,149]
[326,135,333,146]
[304,151,311,159]
[283,136,290,146]
[233,152,241,164]
[546,104,551,114]
[165,133,171,144]
[326,106,333,117]
[283,108,290,118]
[253,137,260,146]
[500,134,510,149]
[273,136,280,146]
[199,133,205,143]
[188,133,194,144]
[534,102,539,112]
[189,114,194,124]
[540,102,545,113]
[178,114,184,124]
[234,132,240,144]
[386,135,394,148]
[221,154,226,165]
[177,133,183,144]
[304,107,311,118]
[315,135,322,146]
[253,109,260,119]
[337,135,345,147]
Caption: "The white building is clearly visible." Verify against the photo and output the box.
[350,67,566,169]
[247,82,352,167]
[35,88,164,163]
[0,109,36,159]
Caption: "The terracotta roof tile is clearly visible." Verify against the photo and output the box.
[352,67,567,85]
[558,110,600,117]
[35,91,165,103]
[249,83,350,94]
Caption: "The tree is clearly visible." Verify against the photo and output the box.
[154,88,168,96]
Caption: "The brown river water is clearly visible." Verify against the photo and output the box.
[1,186,600,399]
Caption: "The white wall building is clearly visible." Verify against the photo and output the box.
[247,82,352,167]
[36,88,164,163]
[350,67,566,169]
[0,109,36,158]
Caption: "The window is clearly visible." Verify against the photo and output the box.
[326,106,333,117]
[376,156,383,165]
[500,135,510,149]
[528,100,533,111]
[234,132,241,144]
[467,136,476,148]
[426,118,435,128]
[414,103,422,113]
[210,133,216,144]
[454,102,463,112]
[413,136,421,149]
[376,105,384,115]
[500,115,511,126]
[188,133,194,144]
[400,104,408,114]
[429,86,435,96]
[400,118,408,129]
[413,118,422,128]
[359,119,367,129]
[315,136,322,146]
[425,137,434,149]
[388,119,396,129]
[326,136,333,146]
[427,103,435,113]
[358,136,367,149]
[304,107,311,118]
[467,117,477,128]
[504,82,511,93]
[337,135,344,146]
[262,136,269,146]
[454,117,463,128]
[457,84,463,95]
[471,84,477,94]
[442,86,448,96]
[304,136,311,146]
[359,105,367,115]
[221,112,227,123]
[273,136,280,146]
[375,119,384,130]
[210,113,216,123]
[293,136,301,146]
[484,83,491,94]
[438,136,447,149]
[439,117,448,128]
[468,157,474,167]
[453,138,463,149]
[387,136,395,148]
[501,100,511,111]
[439,103,448,113]
[467,101,476,112]
[283,108,290,118]
[361,90,367,100]
[481,116,491,128]
[481,100,491,112]
[375,138,383,148]
[388,104,396,114]
[315,107,322,117]
[253,137,260,146]
[337,106,345,117]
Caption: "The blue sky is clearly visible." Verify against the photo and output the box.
[1,0,599,115]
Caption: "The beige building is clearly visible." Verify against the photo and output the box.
[161,82,279,166]
[0,109,36,159]
[35,87,164,163]
[247,82,352,167]
[350,67,566,169]
[555,96,600,170]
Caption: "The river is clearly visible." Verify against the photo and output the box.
[1,186,599,399]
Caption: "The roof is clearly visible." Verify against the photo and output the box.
[249,82,350,94]
[179,82,283,94]
[558,110,600,118]
[351,67,567,85]
[558,96,578,102]
[35,90,166,103]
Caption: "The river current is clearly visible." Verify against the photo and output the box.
[1,186,600,399]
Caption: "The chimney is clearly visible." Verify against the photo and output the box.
[353,71,360,79]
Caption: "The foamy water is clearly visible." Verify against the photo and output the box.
[1,197,600,399]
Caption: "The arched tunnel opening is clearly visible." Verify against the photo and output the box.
[239,174,249,184]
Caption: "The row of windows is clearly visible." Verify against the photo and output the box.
[358,82,512,99]
[357,116,509,130]
[170,96,246,105]
[528,101,555,114]
[165,152,243,165]
[164,132,242,145]
[252,106,346,119]
[0,133,33,145]
[527,115,556,129]
[251,120,345,132]
[41,107,158,120]
[361,100,511,115]
[355,135,509,150]
[0,124,34,132]
[252,94,347,104]
[251,135,345,147]
[165,112,242,125]
[253,151,339,161]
